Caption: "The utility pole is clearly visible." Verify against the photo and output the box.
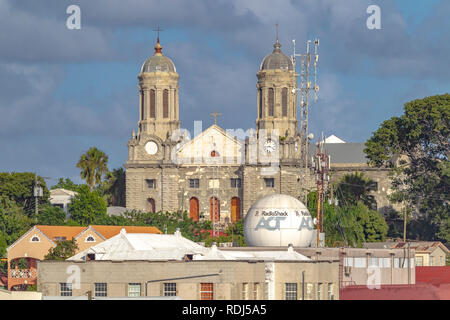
[33,173,43,216]
[312,136,330,247]
[403,206,407,242]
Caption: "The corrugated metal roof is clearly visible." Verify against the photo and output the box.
[309,142,368,164]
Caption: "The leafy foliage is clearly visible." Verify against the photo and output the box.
[37,205,67,226]
[68,185,108,225]
[44,239,78,260]
[51,178,83,193]
[0,195,34,246]
[0,172,49,216]
[0,232,6,258]
[364,94,450,243]
[335,172,376,209]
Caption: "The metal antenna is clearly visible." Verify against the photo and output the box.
[291,38,320,205]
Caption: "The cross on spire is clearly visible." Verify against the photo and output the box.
[275,23,279,43]
[153,26,164,43]
[210,111,222,125]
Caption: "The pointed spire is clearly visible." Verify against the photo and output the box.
[273,23,281,52]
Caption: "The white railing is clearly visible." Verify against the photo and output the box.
[9,269,36,279]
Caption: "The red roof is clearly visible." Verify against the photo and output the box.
[416,266,450,286]
[199,229,228,237]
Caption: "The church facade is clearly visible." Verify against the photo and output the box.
[125,36,314,225]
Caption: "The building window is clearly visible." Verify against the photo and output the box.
[53,236,67,242]
[163,89,169,118]
[242,283,249,300]
[344,257,353,267]
[164,283,177,296]
[60,283,72,296]
[429,256,434,266]
[128,283,141,297]
[253,283,259,300]
[317,283,323,300]
[369,257,379,267]
[147,198,156,213]
[381,258,391,268]
[149,89,155,118]
[85,236,95,243]
[210,150,220,157]
[230,178,241,188]
[415,256,423,267]
[306,283,314,300]
[264,178,275,188]
[146,179,156,189]
[259,88,263,118]
[268,88,274,117]
[30,235,40,242]
[369,181,378,191]
[285,283,297,300]
[189,179,200,188]
[282,87,288,117]
[95,283,107,297]
[354,257,367,268]
[327,284,334,300]
[200,283,213,300]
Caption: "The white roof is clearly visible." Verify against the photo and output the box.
[50,188,78,197]
[68,229,310,262]
[323,135,346,144]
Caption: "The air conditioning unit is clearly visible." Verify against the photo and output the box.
[344,266,352,276]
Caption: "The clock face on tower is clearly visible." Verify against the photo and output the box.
[263,139,276,154]
[145,141,158,155]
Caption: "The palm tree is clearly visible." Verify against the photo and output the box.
[76,147,109,191]
[336,171,377,209]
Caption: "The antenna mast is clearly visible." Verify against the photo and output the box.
[291,38,320,206]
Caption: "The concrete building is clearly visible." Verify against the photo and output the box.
[49,188,78,217]
[222,246,416,287]
[38,229,340,300]
[6,225,161,290]
[363,241,449,267]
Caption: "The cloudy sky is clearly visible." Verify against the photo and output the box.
[0,0,449,185]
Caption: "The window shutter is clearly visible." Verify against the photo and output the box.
[163,89,169,118]
[282,88,287,117]
[268,88,274,117]
[150,89,156,118]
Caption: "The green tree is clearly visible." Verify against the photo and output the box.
[335,172,376,209]
[0,195,34,246]
[68,185,107,225]
[365,94,450,243]
[37,205,67,226]
[44,239,78,260]
[51,178,82,193]
[0,232,7,258]
[76,147,109,191]
[104,167,126,207]
[0,172,49,216]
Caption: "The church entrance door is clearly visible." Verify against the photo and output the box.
[189,197,199,222]
[147,198,155,213]
[210,197,220,223]
[231,197,240,222]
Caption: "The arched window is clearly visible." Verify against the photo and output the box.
[210,150,220,157]
[30,235,40,242]
[163,89,169,118]
[259,88,263,118]
[210,197,220,223]
[150,89,156,118]
[85,236,95,243]
[147,198,156,213]
[282,88,288,117]
[231,197,241,222]
[268,88,274,117]
[189,197,199,222]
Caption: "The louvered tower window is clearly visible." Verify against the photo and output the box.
[259,88,263,118]
[163,89,169,118]
[282,88,288,117]
[268,88,274,117]
[150,89,156,118]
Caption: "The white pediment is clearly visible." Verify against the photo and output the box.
[175,125,244,165]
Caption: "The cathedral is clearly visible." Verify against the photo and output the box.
[124,35,398,225]
[124,34,313,225]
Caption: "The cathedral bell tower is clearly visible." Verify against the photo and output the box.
[127,37,180,164]
[256,34,300,161]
